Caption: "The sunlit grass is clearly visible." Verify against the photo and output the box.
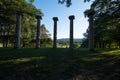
[103,49,120,55]
[0,56,46,64]
[81,57,102,62]
[0,48,120,80]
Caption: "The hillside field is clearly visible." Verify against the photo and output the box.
[0,48,120,80]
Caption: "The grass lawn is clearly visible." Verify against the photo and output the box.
[0,48,120,80]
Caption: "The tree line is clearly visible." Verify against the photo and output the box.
[0,0,52,48]
[82,0,120,48]
[1,0,120,49]
[58,0,120,49]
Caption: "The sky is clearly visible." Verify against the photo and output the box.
[33,0,93,39]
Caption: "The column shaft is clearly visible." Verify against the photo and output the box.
[14,12,22,49]
[89,14,94,51]
[69,15,75,50]
[36,15,42,48]
[53,17,58,49]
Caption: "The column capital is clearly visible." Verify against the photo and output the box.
[36,14,42,19]
[53,17,58,21]
[69,15,75,20]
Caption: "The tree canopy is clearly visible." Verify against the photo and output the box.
[0,0,44,47]
[82,0,120,48]
[58,0,120,48]
[58,0,91,7]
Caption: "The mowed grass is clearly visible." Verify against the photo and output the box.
[0,48,120,80]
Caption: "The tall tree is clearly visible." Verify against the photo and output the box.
[82,0,120,48]
[40,24,52,47]
[0,0,43,48]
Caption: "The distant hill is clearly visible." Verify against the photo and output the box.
[57,38,83,43]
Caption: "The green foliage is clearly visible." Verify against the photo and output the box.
[40,38,53,48]
[80,38,89,48]
[73,42,80,48]
[58,0,91,7]
[83,0,120,48]
[0,0,43,47]
[58,0,120,48]
[40,24,52,47]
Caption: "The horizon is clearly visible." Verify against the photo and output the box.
[33,0,93,39]
[57,37,83,39]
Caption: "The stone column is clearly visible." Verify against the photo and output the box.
[88,13,94,52]
[35,14,42,48]
[69,15,75,50]
[14,12,22,49]
[53,17,58,49]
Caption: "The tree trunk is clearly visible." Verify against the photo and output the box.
[5,37,9,47]
[22,39,25,47]
[2,37,5,47]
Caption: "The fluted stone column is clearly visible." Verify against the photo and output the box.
[69,15,75,50]
[14,12,22,49]
[35,14,42,48]
[53,17,58,49]
[88,12,94,52]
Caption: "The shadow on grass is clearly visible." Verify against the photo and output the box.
[0,48,120,80]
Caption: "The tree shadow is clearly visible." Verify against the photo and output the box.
[0,48,120,80]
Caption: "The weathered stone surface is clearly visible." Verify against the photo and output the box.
[69,15,75,50]
[53,17,58,49]
[35,14,42,49]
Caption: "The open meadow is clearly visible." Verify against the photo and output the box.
[0,48,120,80]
